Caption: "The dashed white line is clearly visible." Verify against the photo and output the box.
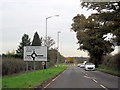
[84,75,91,79]
[100,84,108,90]
[93,79,98,83]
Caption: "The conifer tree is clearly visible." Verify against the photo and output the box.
[32,32,42,46]
[16,34,31,58]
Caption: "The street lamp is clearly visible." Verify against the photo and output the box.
[45,15,59,68]
[57,31,61,64]
[45,15,59,46]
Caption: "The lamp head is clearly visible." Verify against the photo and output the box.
[55,15,59,17]
[58,31,61,33]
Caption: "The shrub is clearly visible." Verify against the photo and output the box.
[2,57,46,76]
[2,57,25,75]
[101,53,120,70]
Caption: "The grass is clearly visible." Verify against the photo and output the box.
[96,67,120,75]
[0,77,2,89]
[2,66,67,88]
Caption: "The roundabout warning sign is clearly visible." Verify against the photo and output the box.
[24,46,47,61]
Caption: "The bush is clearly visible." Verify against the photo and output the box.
[101,53,120,70]
[2,57,25,75]
[2,57,47,76]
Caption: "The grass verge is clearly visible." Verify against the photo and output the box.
[2,66,67,88]
[96,67,120,76]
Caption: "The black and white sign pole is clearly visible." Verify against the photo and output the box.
[42,61,45,72]
[27,62,28,72]
[33,59,35,71]
[25,61,28,72]
[31,51,37,71]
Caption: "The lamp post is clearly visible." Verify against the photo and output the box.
[57,31,61,64]
[45,15,59,68]
[46,15,59,46]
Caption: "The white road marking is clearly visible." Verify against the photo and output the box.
[43,70,66,89]
[93,79,98,83]
[100,84,108,90]
[43,82,51,89]
[84,75,91,79]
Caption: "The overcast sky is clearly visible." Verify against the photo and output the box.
[1,0,118,57]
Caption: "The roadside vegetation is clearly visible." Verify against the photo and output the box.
[71,2,120,75]
[2,32,65,76]
[2,31,65,89]
[96,67,120,75]
[2,66,67,88]
[97,53,120,76]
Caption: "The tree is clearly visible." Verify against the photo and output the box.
[16,34,31,58]
[43,36,55,50]
[81,2,120,46]
[32,32,42,46]
[71,14,114,67]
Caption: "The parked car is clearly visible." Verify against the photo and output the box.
[85,63,95,71]
[80,63,85,68]
[83,61,87,64]
[77,64,80,67]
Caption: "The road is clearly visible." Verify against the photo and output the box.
[45,65,119,89]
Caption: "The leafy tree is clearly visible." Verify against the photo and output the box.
[32,32,42,46]
[16,34,31,58]
[71,1,120,67]
[81,2,120,12]
[71,14,114,67]
[43,36,55,50]
[81,2,120,46]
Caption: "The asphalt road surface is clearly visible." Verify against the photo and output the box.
[46,66,119,89]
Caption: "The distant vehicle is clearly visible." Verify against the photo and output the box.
[85,63,95,71]
[80,63,85,68]
[83,61,87,64]
[77,64,80,67]
[79,61,87,68]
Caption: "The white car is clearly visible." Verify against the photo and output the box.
[77,64,80,67]
[80,63,85,68]
[85,63,95,71]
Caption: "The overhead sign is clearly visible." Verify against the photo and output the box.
[24,46,47,61]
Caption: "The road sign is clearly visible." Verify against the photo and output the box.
[24,46,47,61]
[41,61,45,66]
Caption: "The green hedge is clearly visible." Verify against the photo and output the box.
[2,57,56,76]
[2,57,25,75]
[101,53,120,70]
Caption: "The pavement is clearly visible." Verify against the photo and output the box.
[44,65,120,89]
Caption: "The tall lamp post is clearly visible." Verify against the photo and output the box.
[57,31,61,64]
[45,15,59,68]
[46,15,59,46]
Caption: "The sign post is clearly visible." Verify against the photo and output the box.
[41,61,45,72]
[24,46,47,71]
[26,62,28,72]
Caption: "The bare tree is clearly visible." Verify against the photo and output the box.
[43,36,55,50]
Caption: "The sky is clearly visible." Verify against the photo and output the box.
[1,0,118,57]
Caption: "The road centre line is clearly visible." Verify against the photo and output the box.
[100,84,108,90]
[84,75,91,79]
[92,79,98,83]
[83,74,108,90]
